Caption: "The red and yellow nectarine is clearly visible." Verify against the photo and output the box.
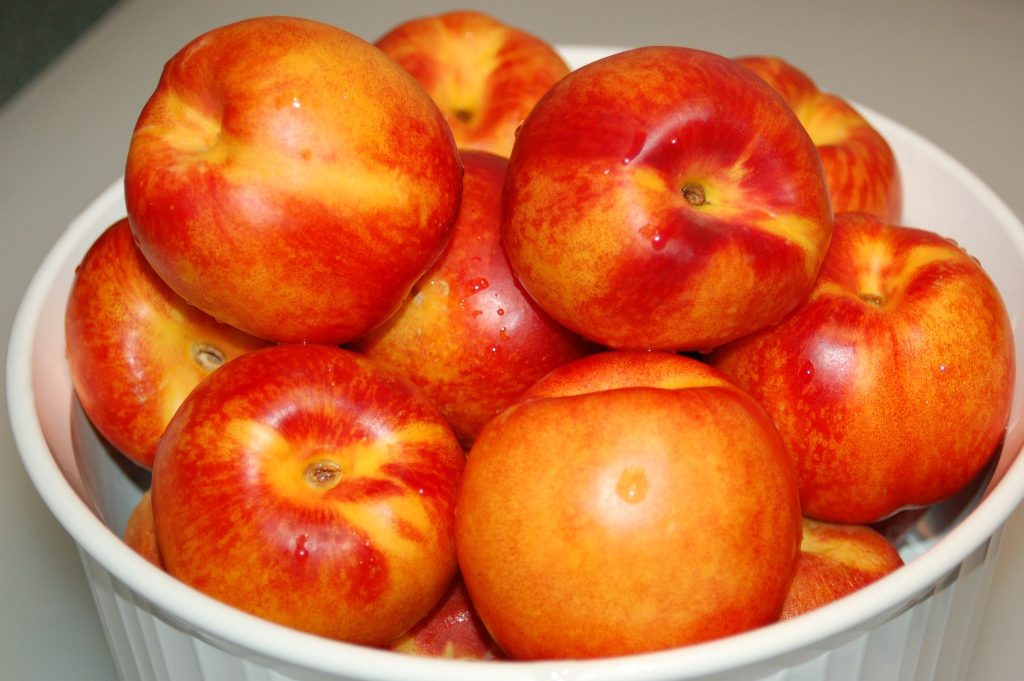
[782,518,903,619]
[736,55,902,223]
[151,344,465,646]
[126,16,463,344]
[353,150,592,446]
[502,46,834,352]
[65,218,269,469]
[376,10,569,158]
[711,212,1015,523]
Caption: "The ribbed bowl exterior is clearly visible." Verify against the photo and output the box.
[80,531,1002,681]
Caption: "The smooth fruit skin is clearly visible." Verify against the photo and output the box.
[352,150,593,446]
[389,575,504,659]
[781,518,903,620]
[151,344,465,646]
[124,490,164,568]
[65,218,269,469]
[456,351,802,659]
[376,10,570,158]
[501,46,833,352]
[125,16,463,344]
[736,55,903,223]
[710,212,1015,523]
[522,348,738,398]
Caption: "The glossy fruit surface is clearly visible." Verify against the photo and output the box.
[389,575,504,659]
[376,10,569,157]
[781,518,903,619]
[353,150,592,445]
[151,344,465,645]
[65,218,269,468]
[126,16,462,344]
[456,351,802,659]
[711,212,1015,523]
[502,46,833,351]
[736,55,902,223]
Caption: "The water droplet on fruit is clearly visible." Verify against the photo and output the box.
[514,121,525,138]
[800,360,815,383]
[294,534,309,561]
[291,97,302,109]
[488,345,499,354]
[467,277,490,294]
[939,363,948,373]
[650,231,667,251]
[616,467,647,504]
[496,308,505,316]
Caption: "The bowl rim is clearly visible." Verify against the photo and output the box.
[7,43,1024,681]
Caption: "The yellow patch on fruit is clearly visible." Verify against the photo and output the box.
[800,519,898,571]
[796,93,861,148]
[140,91,223,154]
[510,162,634,307]
[849,233,960,307]
[669,161,826,276]
[229,418,446,554]
[755,214,832,274]
[135,91,416,241]
[433,30,503,128]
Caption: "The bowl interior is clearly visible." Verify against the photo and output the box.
[8,45,1024,681]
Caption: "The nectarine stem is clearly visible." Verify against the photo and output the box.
[682,183,707,206]
[305,460,343,489]
[190,342,226,372]
[859,293,885,307]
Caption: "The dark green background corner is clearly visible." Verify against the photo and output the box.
[1,0,121,108]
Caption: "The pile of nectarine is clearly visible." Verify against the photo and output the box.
[65,10,1013,663]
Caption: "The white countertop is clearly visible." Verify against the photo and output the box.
[2,1,1022,679]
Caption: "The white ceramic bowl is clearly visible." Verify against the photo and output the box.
[7,46,1024,681]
